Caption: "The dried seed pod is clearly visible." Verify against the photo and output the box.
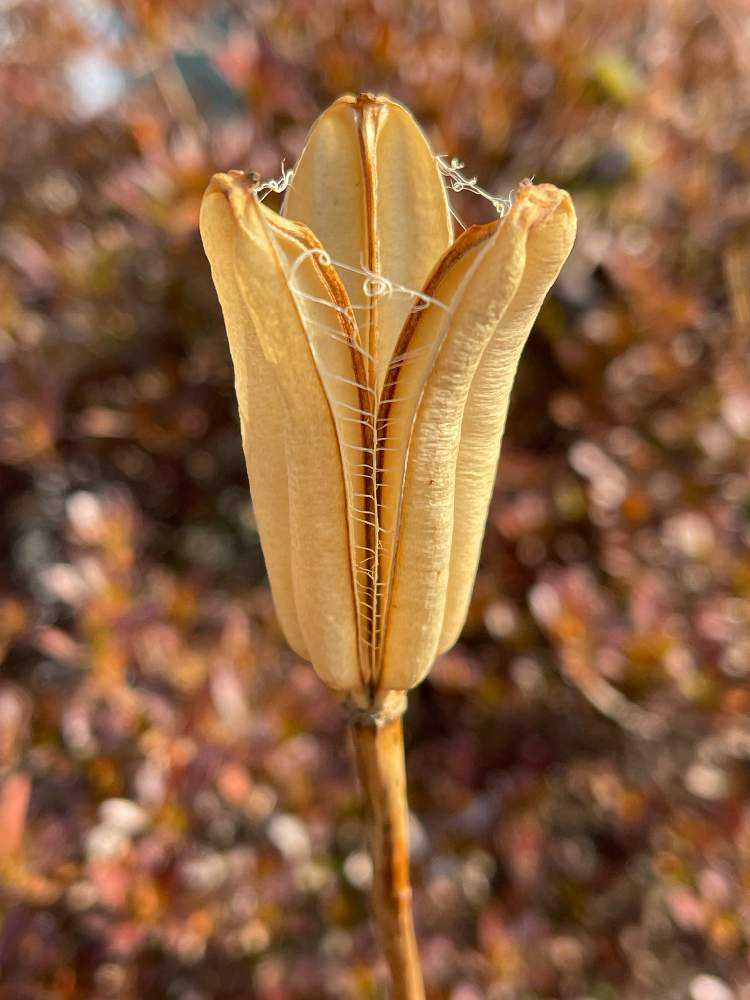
[200,94,576,708]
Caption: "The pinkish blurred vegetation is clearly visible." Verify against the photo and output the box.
[1,1,750,997]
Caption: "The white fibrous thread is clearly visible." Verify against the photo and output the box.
[256,162,294,201]
[436,154,515,223]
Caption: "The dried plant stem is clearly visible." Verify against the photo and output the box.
[351,711,425,1000]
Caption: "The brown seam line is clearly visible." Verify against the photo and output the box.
[262,206,373,690]
[353,98,384,687]
[354,97,382,375]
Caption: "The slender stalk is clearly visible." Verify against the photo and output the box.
[350,708,425,1000]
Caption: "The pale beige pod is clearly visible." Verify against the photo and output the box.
[200,94,576,708]
[200,180,309,661]
[378,185,576,690]
[437,186,577,655]
[200,172,364,691]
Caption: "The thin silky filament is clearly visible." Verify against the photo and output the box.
[310,337,369,367]
[288,252,359,318]
[332,393,375,412]
[387,340,436,363]
[356,569,379,584]
[339,415,377,429]
[256,163,294,202]
[436,154,512,217]
[350,514,381,525]
[334,256,451,313]
[336,402,377,418]
[295,304,360,339]
[354,566,379,579]
[305,322,377,365]
[290,243,450,319]
[298,311,355,337]
[380,393,418,405]
[387,344,434,366]
[341,441,380,456]
[315,368,376,397]
[376,410,417,426]
[352,518,394,534]
[447,202,468,233]
[350,511,382,528]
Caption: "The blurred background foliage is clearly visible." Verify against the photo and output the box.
[1,1,750,997]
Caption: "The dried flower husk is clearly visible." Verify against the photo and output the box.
[200,94,576,709]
